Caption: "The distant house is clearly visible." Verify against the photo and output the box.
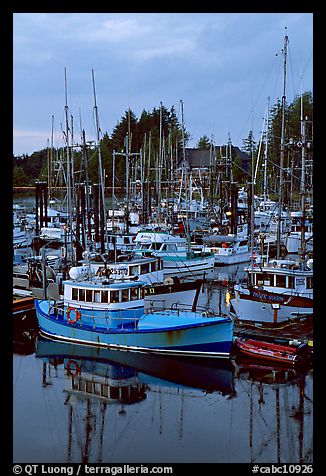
[177,146,250,174]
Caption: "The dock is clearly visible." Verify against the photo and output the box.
[234,316,313,346]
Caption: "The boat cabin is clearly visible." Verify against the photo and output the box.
[247,261,313,294]
[134,231,187,256]
[203,235,248,255]
[84,255,164,285]
[64,280,145,308]
[106,233,136,252]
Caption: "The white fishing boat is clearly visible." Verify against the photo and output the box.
[229,258,313,325]
[13,227,34,248]
[283,212,313,254]
[133,230,214,278]
[105,232,137,253]
[13,256,57,299]
[202,235,251,266]
[13,204,34,247]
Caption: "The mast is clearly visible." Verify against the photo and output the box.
[48,115,54,200]
[92,69,108,252]
[157,102,163,224]
[263,97,270,209]
[70,114,75,212]
[300,85,307,264]
[276,32,289,259]
[228,133,233,182]
[249,131,255,281]
[80,127,92,248]
[64,67,73,263]
[125,133,130,233]
[180,99,191,250]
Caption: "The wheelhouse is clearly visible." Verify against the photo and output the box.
[64,281,145,307]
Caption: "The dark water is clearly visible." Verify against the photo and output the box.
[13,280,313,464]
[12,193,313,463]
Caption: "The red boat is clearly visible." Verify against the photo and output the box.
[234,337,309,366]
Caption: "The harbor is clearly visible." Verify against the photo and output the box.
[13,13,313,467]
[13,183,313,462]
[14,272,313,464]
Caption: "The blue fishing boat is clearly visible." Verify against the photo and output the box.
[35,274,234,359]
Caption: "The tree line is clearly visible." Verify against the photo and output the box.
[13,92,313,198]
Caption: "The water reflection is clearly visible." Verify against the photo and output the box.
[35,336,236,395]
[15,333,311,464]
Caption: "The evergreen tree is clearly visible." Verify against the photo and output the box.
[241,130,257,156]
[196,135,211,150]
[13,166,28,186]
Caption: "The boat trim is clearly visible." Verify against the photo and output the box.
[38,328,231,359]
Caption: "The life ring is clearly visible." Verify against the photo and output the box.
[66,306,81,324]
[66,359,81,377]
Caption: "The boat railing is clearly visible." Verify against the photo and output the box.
[145,301,216,316]
[46,299,143,330]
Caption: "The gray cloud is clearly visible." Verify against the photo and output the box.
[13,12,313,155]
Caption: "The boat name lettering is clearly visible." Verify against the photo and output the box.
[109,268,128,275]
[252,291,284,302]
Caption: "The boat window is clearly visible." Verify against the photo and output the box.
[94,290,101,303]
[86,289,92,302]
[263,276,272,286]
[86,381,93,394]
[13,273,29,279]
[129,265,139,276]
[150,261,157,272]
[141,263,150,274]
[122,289,129,302]
[255,273,274,286]
[72,288,78,300]
[101,384,108,398]
[306,277,313,289]
[124,236,130,244]
[239,241,247,247]
[79,289,85,301]
[287,276,295,289]
[110,386,119,400]
[167,244,177,251]
[110,290,120,303]
[151,242,161,250]
[276,274,286,288]
[255,273,265,286]
[101,290,108,303]
[130,287,139,300]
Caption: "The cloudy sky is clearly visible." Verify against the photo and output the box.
[13,12,313,156]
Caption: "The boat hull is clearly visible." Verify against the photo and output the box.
[231,287,313,324]
[35,300,234,359]
[234,338,306,366]
[162,255,215,277]
[214,251,251,266]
